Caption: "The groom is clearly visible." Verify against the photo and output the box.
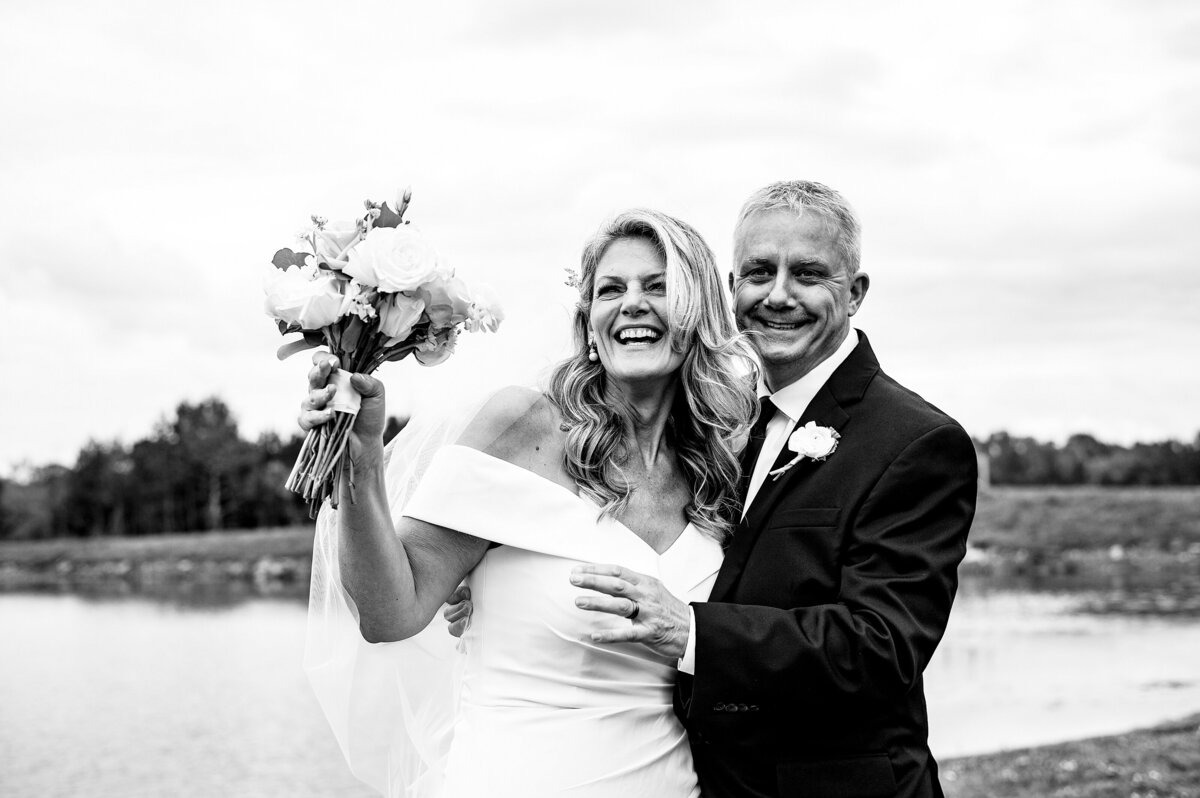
[572,180,977,797]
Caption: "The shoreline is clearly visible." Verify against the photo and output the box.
[3,526,1197,616]
[5,484,1198,592]
[0,526,315,596]
[941,712,1200,797]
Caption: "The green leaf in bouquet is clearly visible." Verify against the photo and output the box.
[277,319,303,336]
[341,316,364,353]
[272,248,310,271]
[373,203,404,229]
[373,187,412,228]
[277,338,320,361]
[384,346,418,362]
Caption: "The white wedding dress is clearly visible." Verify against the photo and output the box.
[306,427,723,798]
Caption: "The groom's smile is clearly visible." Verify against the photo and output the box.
[731,209,869,389]
[757,318,808,331]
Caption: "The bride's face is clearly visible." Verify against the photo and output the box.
[589,237,685,389]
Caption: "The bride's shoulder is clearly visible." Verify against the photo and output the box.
[455,386,563,461]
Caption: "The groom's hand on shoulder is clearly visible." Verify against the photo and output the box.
[570,564,690,660]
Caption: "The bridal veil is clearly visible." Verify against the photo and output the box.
[303,389,522,798]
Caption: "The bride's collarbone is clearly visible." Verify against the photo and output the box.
[612,480,691,553]
[502,420,690,550]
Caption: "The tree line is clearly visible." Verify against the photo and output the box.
[0,398,405,541]
[982,431,1200,487]
[1,399,1197,540]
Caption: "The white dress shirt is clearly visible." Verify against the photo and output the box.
[679,329,860,675]
[742,328,860,517]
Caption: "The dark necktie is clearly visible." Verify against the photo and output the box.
[739,396,776,500]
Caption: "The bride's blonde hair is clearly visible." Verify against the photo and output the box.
[547,209,758,542]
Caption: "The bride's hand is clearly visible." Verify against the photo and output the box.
[299,352,388,450]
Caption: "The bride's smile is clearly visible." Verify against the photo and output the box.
[590,237,684,390]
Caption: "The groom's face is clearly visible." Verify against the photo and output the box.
[731,209,868,390]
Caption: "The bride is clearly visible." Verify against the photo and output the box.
[301,209,757,797]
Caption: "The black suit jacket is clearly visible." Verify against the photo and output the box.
[676,332,977,798]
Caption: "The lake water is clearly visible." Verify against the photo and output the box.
[2,577,1199,798]
[926,578,1200,757]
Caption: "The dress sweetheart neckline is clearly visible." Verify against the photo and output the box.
[445,443,697,558]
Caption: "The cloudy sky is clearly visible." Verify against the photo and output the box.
[3,0,1198,470]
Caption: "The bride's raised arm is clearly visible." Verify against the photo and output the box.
[302,354,549,643]
[302,351,492,643]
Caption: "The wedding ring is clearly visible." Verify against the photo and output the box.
[627,600,640,621]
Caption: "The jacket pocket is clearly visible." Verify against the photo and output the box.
[777,752,897,798]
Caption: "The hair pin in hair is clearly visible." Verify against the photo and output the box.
[563,266,582,290]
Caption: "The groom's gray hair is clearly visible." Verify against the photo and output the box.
[735,180,862,275]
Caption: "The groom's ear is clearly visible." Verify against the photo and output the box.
[847,271,870,316]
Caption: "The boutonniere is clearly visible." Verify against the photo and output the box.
[768,421,841,480]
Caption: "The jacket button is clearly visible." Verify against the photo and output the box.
[713,703,726,711]
[749,705,760,711]
[737,704,749,712]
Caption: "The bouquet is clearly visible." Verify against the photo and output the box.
[264,187,503,514]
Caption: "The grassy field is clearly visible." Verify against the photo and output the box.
[2,486,1198,591]
[6,485,1197,561]
[0,482,1195,564]
[0,525,314,566]
[942,713,1200,797]
[971,485,1200,553]
[0,525,316,591]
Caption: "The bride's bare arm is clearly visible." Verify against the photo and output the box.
[338,444,489,643]
[301,352,489,643]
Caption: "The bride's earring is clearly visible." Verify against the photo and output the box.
[587,332,598,362]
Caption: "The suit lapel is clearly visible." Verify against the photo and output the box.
[743,388,849,532]
[711,332,880,603]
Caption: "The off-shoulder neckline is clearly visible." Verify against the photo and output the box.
[446,444,696,558]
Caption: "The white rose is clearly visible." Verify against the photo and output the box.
[299,281,345,328]
[344,225,440,292]
[312,221,361,267]
[378,292,427,344]
[417,274,472,328]
[465,284,504,333]
[787,421,840,460]
[263,265,345,330]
